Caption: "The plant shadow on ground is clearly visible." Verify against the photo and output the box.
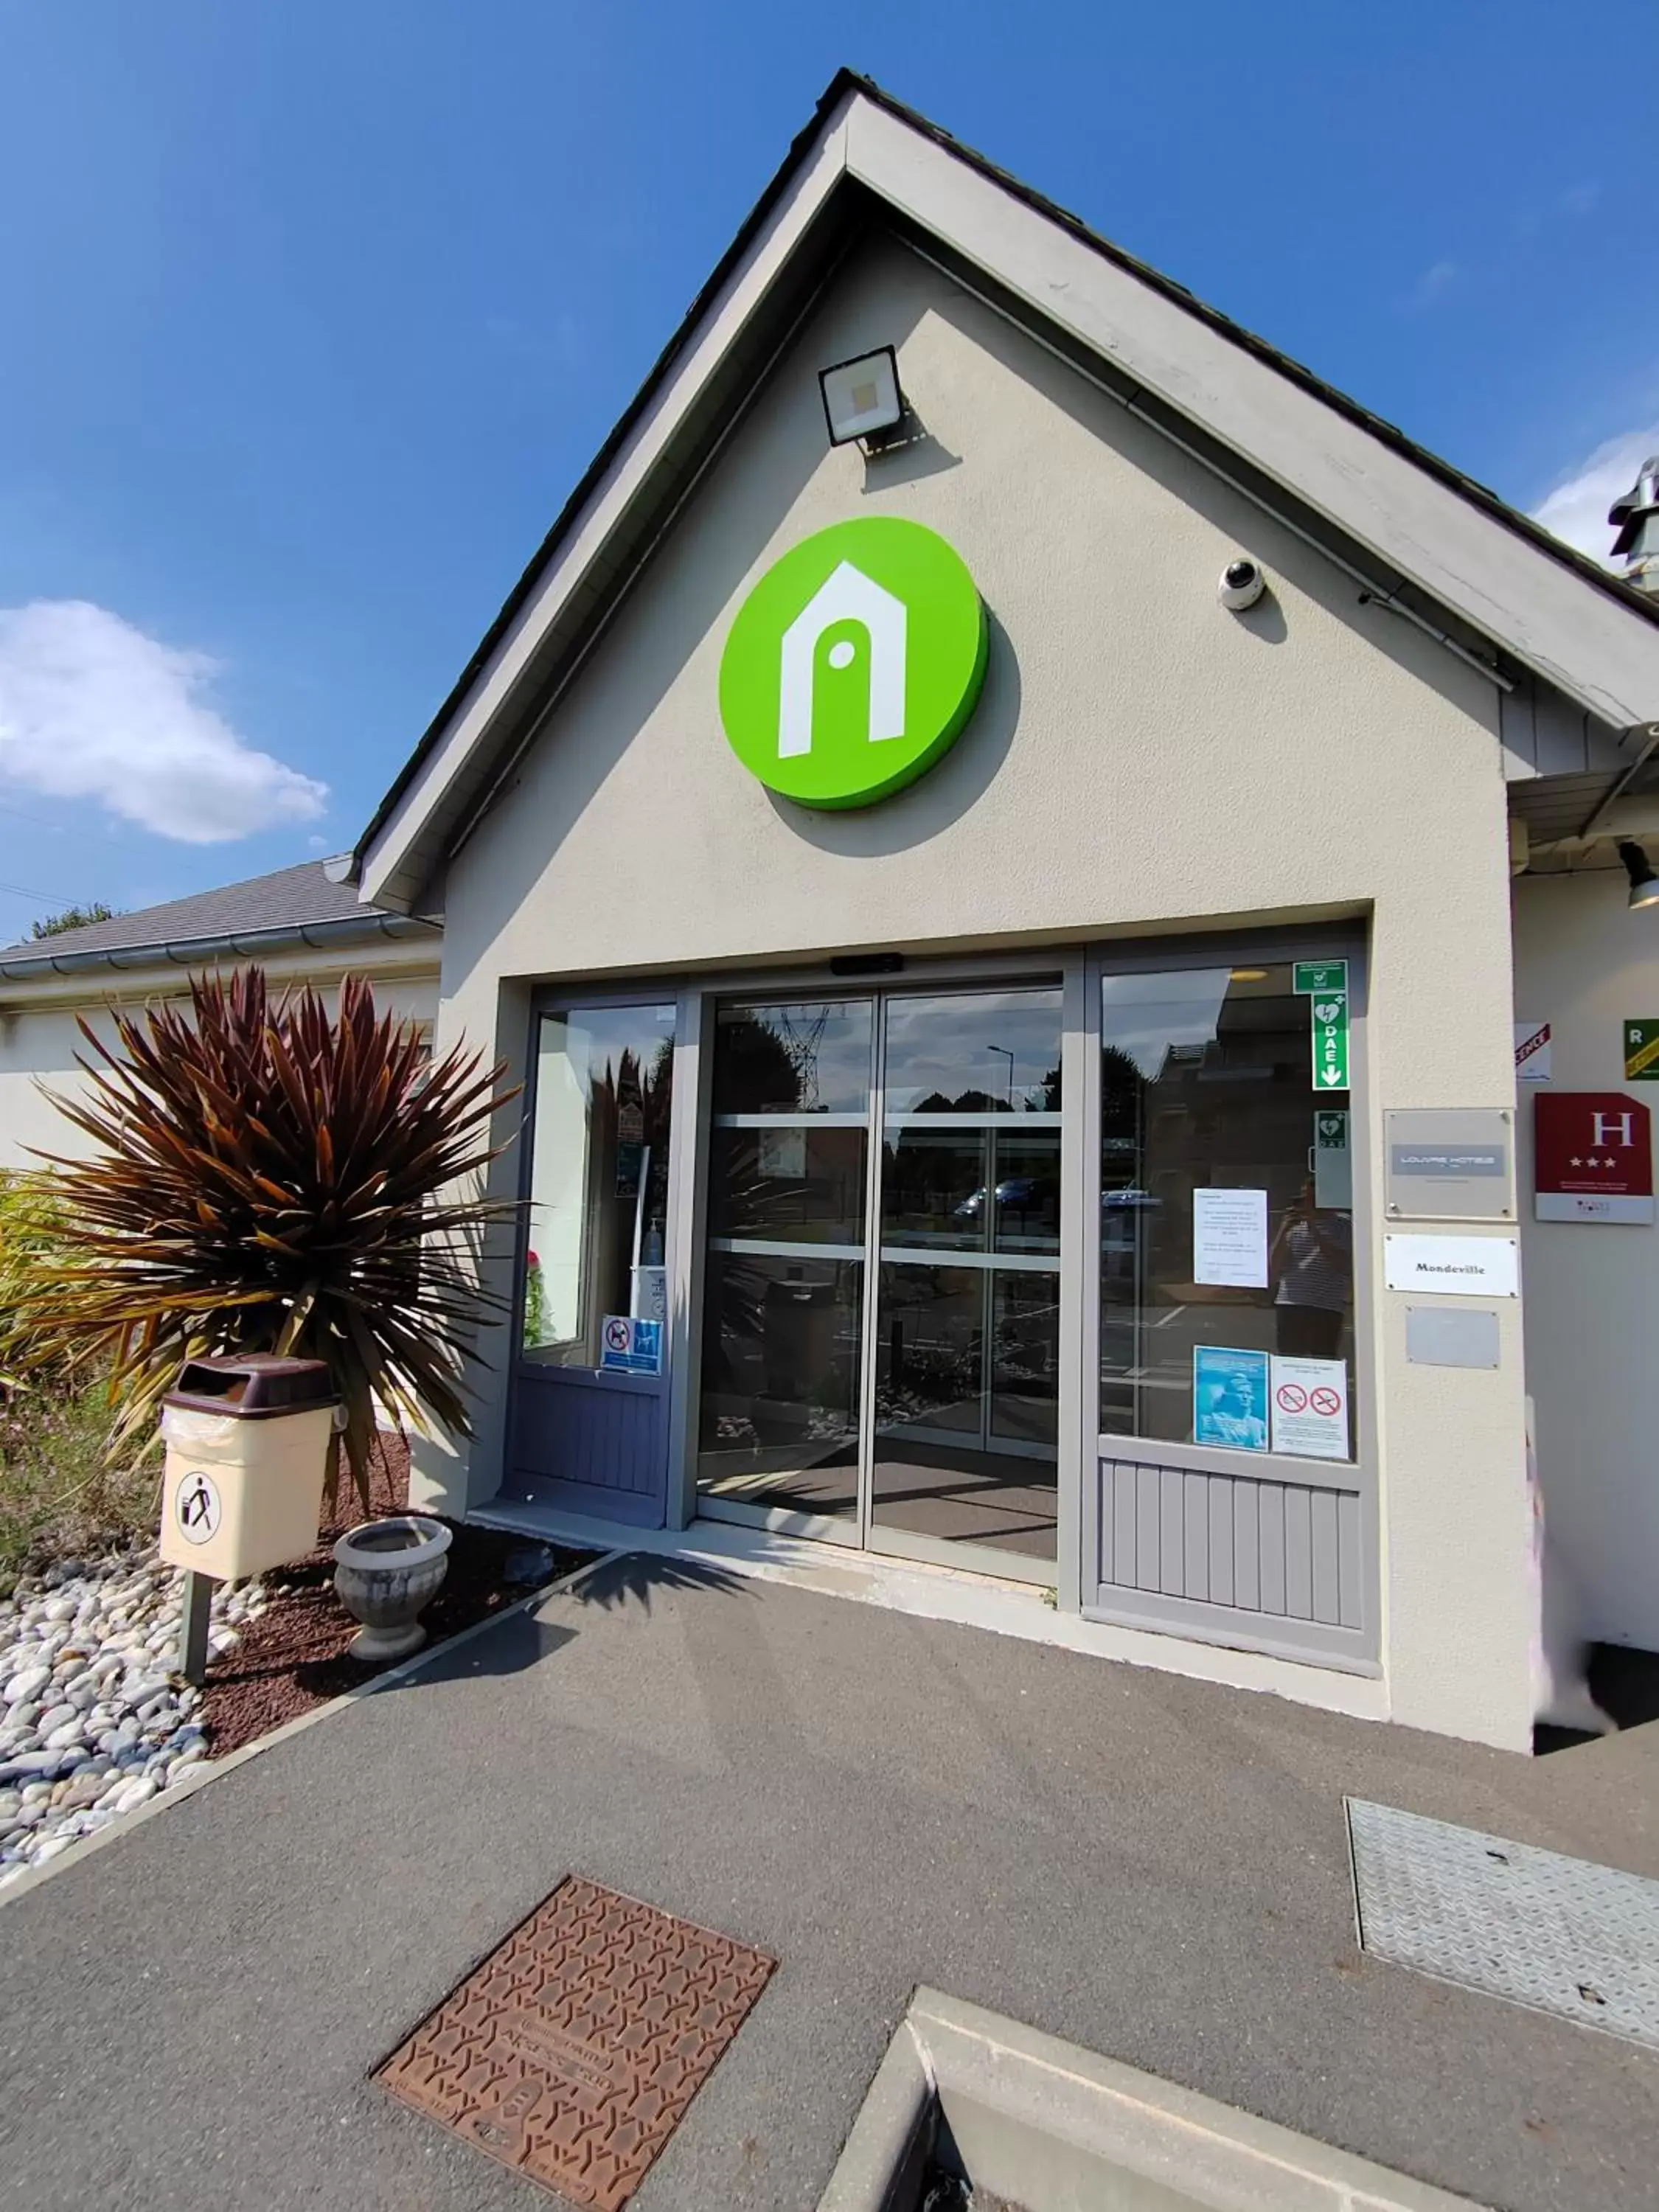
[566,1553,755,1616]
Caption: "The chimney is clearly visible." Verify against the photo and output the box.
[1609,454,1659,595]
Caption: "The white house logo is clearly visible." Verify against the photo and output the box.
[779,561,906,759]
[718,515,987,809]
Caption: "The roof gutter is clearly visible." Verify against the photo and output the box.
[0,911,439,986]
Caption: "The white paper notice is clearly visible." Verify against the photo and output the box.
[757,1127,807,1180]
[1192,1187,1268,1287]
[1269,1354,1349,1461]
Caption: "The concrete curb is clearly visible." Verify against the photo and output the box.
[0,1545,620,1910]
[818,1989,1494,2210]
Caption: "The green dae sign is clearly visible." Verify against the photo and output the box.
[1311,992,1349,1091]
[718,516,987,808]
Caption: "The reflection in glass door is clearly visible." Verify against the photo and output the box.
[870,990,1062,1566]
[1098,963,1356,1458]
[697,981,1062,1576]
[696,999,873,1528]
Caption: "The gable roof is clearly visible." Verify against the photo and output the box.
[355,71,1659,914]
[0,858,437,982]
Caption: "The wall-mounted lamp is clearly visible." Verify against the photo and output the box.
[1618,840,1659,911]
[819,346,906,451]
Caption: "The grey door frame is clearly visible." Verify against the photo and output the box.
[679,953,1079,1587]
[507,928,1377,1668]
[1078,925,1380,1672]
[507,986,686,1520]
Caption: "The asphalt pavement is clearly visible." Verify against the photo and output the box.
[1,1550,1656,2211]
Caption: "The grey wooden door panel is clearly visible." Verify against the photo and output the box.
[509,1371,669,1528]
[1094,1454,1366,1639]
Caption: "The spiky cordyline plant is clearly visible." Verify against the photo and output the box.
[23,968,519,1512]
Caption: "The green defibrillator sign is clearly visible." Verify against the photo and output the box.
[1310,992,1349,1091]
[718,516,988,808]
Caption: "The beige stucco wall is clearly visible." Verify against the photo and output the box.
[1513,867,1659,1649]
[0,951,441,1173]
[421,234,1534,1746]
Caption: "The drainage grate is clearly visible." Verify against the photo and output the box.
[377,1874,776,2210]
[1347,1798,1659,2050]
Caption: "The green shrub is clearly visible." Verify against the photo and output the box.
[0,1172,153,1588]
[0,1371,151,1596]
[0,1169,73,1391]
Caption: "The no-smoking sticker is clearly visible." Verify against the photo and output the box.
[1268,1355,1349,1461]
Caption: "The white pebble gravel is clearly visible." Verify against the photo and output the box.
[0,1549,260,1890]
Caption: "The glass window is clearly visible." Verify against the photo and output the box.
[710,1124,866,1246]
[1099,962,1355,1462]
[883,987,1062,1116]
[711,1000,873,1116]
[699,998,872,1521]
[871,986,1062,1563]
[697,1253,863,1519]
[521,1005,675,1367]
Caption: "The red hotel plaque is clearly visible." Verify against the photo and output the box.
[1534,1091,1655,1223]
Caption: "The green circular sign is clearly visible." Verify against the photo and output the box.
[718,515,987,809]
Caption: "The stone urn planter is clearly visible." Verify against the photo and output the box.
[332,1515,453,1661]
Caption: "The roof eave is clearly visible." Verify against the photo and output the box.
[0,911,439,987]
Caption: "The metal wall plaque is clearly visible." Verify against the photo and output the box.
[1384,1234,1518,1297]
[1405,1306,1500,1368]
[1384,1108,1514,1222]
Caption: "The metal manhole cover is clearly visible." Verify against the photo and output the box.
[377,1874,777,2209]
[1348,1798,1659,2049]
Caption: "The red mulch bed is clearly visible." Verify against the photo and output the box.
[198,1435,592,1756]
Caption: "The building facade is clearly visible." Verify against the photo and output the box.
[349,78,1659,1750]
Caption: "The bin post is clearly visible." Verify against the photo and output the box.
[178,1568,214,1686]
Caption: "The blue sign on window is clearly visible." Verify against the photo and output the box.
[1192,1345,1269,1453]
[600,1315,663,1375]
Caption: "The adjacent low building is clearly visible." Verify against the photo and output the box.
[0,859,442,1169]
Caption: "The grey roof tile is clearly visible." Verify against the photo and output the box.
[0,858,411,961]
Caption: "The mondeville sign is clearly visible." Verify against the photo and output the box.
[718,516,987,808]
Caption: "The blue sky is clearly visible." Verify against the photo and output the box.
[0,3,1653,940]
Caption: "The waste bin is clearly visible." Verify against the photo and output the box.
[158,1354,338,1582]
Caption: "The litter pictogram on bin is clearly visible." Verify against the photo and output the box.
[175,1470,222,1545]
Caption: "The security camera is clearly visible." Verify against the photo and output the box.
[1218,557,1267,611]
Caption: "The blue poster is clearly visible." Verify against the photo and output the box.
[1192,1346,1270,1453]
[600,1315,663,1375]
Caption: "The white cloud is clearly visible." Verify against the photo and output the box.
[1531,425,1659,566]
[1402,259,1460,313]
[0,599,327,843]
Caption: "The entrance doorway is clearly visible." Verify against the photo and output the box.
[695,981,1063,1581]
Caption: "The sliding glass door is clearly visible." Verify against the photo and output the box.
[697,998,872,1528]
[870,990,1062,1563]
[696,980,1063,1578]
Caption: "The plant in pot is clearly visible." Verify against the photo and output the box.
[18,968,520,1659]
